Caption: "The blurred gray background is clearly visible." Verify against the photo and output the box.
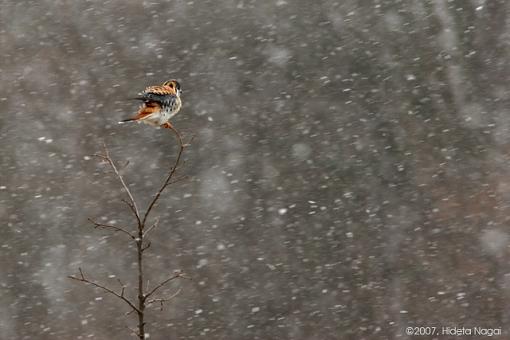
[1,0,510,339]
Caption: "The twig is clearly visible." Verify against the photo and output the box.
[141,129,189,227]
[143,218,160,238]
[147,288,182,306]
[141,241,151,252]
[88,218,136,240]
[94,144,142,227]
[117,278,126,297]
[68,268,140,314]
[121,199,141,225]
[146,287,183,309]
[145,271,185,300]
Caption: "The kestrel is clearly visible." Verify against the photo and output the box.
[120,80,182,130]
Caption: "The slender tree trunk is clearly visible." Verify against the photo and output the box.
[137,230,145,339]
[68,136,187,338]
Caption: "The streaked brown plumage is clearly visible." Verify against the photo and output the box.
[120,80,182,129]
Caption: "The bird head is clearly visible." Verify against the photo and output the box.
[163,80,182,96]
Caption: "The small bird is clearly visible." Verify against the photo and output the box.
[120,79,182,130]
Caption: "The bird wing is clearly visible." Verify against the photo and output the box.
[135,85,177,107]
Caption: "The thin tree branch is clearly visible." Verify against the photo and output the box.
[145,271,185,300]
[117,278,126,297]
[94,144,142,227]
[141,130,191,227]
[143,218,160,238]
[146,287,183,310]
[88,218,136,240]
[68,268,141,314]
[141,241,151,252]
[121,199,141,224]
[146,276,185,315]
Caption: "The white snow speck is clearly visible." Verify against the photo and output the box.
[278,208,288,215]
[480,229,508,256]
[264,45,291,67]
[197,258,208,269]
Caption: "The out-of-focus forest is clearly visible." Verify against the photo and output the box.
[1,0,510,339]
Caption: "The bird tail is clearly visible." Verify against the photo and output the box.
[118,117,137,124]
